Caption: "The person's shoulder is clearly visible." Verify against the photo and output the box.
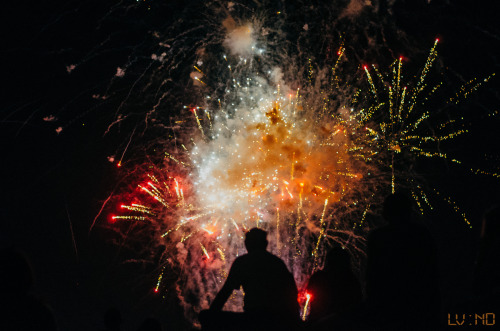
[368,225,388,241]
[233,254,248,264]
[409,221,431,233]
[311,269,327,277]
[408,222,436,245]
[265,250,282,259]
[309,270,327,283]
[264,251,288,264]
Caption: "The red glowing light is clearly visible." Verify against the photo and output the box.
[154,288,159,293]
[435,38,440,43]
[109,215,116,224]
[363,65,368,70]
[298,291,313,302]
[117,162,122,167]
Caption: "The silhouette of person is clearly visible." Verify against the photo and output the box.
[137,317,162,331]
[366,191,440,330]
[0,247,58,331]
[200,228,300,331]
[102,308,122,331]
[306,245,362,329]
[472,204,500,311]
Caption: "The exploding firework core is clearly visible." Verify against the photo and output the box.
[116,64,376,317]
[107,8,494,324]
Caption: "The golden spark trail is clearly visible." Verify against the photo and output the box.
[302,293,312,321]
[192,108,205,138]
[312,199,329,267]
[200,243,210,259]
[364,65,378,102]
[155,267,165,293]
[276,208,280,252]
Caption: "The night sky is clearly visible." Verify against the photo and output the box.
[2,1,500,330]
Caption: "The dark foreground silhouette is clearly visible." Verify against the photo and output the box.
[452,204,500,328]
[474,204,500,305]
[200,228,301,331]
[0,247,57,331]
[100,307,122,331]
[366,191,440,330]
[306,245,363,330]
[137,317,163,331]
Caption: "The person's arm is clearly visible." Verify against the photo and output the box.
[210,258,241,311]
[210,281,234,311]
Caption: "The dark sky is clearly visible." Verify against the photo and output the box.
[1,1,500,330]
[2,1,187,329]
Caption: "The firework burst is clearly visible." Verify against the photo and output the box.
[104,6,496,326]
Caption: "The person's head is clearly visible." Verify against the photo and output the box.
[382,190,412,224]
[0,247,34,297]
[481,204,500,242]
[244,228,268,253]
[475,204,500,293]
[324,244,351,271]
[137,317,162,331]
[104,308,122,330]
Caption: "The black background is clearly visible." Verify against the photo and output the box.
[1,1,499,330]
